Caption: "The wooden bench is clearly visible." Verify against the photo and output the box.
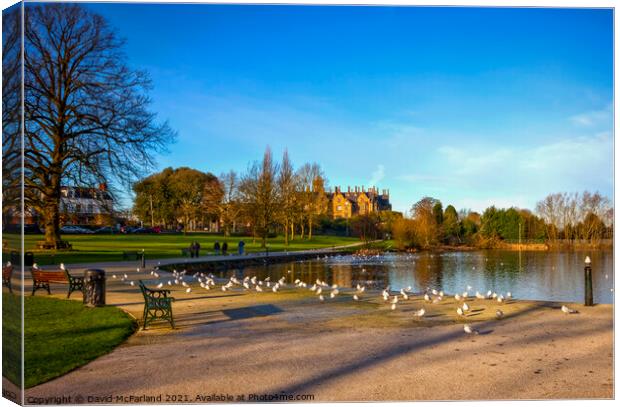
[31,268,84,298]
[122,251,142,260]
[3,264,13,293]
[138,280,175,329]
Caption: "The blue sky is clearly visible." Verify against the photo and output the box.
[84,3,613,214]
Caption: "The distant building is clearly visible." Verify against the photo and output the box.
[326,186,392,219]
[60,184,113,225]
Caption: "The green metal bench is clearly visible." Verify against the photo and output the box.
[138,280,175,329]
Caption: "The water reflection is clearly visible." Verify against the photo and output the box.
[217,250,613,303]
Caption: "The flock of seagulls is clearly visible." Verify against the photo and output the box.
[105,258,587,336]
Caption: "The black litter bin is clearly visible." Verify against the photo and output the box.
[24,252,34,267]
[83,269,106,307]
[9,251,34,266]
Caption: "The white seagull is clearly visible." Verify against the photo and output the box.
[496,309,504,319]
[561,305,577,314]
[463,324,479,335]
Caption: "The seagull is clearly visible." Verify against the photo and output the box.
[431,289,438,295]
[353,294,360,301]
[496,309,504,319]
[455,294,462,301]
[476,291,485,299]
[467,285,473,291]
[272,285,279,293]
[391,303,396,310]
[156,282,163,288]
[424,293,431,302]
[506,292,512,299]
[256,285,263,292]
[316,287,323,295]
[391,296,399,304]
[319,294,325,302]
[129,281,135,286]
[463,324,479,335]
[497,295,504,303]
[59,263,66,271]
[462,292,469,299]
[415,308,426,317]
[462,302,470,312]
[561,305,577,314]
[112,274,117,279]
[457,307,464,316]
[185,287,192,293]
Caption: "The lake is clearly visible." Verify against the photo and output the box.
[222,250,614,304]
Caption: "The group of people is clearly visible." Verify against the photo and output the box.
[187,240,246,258]
[213,240,245,255]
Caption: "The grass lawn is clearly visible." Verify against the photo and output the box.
[2,294,136,388]
[2,234,361,266]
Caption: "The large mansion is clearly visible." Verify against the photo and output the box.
[326,186,392,219]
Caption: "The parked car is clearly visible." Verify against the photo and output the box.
[131,227,159,234]
[60,225,94,234]
[94,226,118,234]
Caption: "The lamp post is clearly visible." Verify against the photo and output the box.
[584,256,593,306]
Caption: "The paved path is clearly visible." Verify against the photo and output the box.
[11,266,614,402]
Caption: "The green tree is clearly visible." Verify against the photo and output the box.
[442,205,460,243]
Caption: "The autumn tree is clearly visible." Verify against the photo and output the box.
[23,3,174,247]
[411,197,441,248]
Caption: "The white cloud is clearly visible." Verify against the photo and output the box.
[369,164,385,186]
[397,132,613,212]
[569,104,612,127]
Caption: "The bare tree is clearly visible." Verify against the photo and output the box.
[296,163,327,239]
[23,4,174,247]
[277,150,296,246]
[2,6,22,230]
[218,171,241,236]
[239,147,280,247]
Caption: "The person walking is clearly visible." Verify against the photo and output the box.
[222,241,228,255]
[214,241,221,255]
[238,240,245,256]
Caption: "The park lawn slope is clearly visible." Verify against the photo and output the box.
[3,234,361,265]
[3,295,137,388]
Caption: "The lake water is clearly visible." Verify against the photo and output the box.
[222,250,614,304]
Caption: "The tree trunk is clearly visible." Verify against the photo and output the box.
[43,199,61,246]
[284,222,289,246]
[309,218,313,240]
[290,221,294,241]
[42,171,62,246]
[301,222,305,239]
